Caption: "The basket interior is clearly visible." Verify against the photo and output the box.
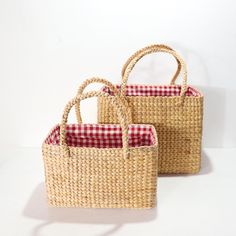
[102,84,201,97]
[44,124,157,148]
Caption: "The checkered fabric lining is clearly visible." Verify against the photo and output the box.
[102,85,201,96]
[44,124,156,148]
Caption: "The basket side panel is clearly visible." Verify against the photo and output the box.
[42,144,157,208]
[98,96,203,174]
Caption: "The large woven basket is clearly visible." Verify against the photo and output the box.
[95,44,203,174]
[42,86,158,208]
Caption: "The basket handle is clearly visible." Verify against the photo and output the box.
[60,91,130,158]
[121,45,188,98]
[75,77,132,124]
[121,44,181,85]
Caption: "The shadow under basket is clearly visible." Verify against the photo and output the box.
[42,124,158,208]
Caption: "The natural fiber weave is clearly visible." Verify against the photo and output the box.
[121,44,182,85]
[75,77,132,124]
[97,44,203,174]
[42,89,158,208]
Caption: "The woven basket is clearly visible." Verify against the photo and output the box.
[96,44,203,174]
[42,86,158,208]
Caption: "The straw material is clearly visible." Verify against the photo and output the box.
[42,89,158,208]
[97,45,203,174]
[75,77,132,124]
[121,44,182,85]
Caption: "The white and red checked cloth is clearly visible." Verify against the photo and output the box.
[102,84,201,96]
[45,124,156,148]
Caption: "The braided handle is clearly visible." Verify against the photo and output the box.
[121,44,181,85]
[75,77,132,123]
[60,91,130,158]
[121,46,188,98]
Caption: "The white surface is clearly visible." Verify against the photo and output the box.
[0,147,236,236]
[0,0,236,149]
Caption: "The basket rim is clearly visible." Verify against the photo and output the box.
[101,84,203,97]
[43,123,158,150]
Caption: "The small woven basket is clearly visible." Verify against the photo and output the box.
[43,83,158,208]
[95,44,203,174]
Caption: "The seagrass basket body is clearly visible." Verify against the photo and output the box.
[97,45,203,174]
[42,90,158,208]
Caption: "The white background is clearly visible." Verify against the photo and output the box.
[1,1,236,236]
[0,0,236,149]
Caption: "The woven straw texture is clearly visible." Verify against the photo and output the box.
[75,77,132,124]
[97,44,203,174]
[42,88,158,208]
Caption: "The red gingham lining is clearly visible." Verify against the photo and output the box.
[44,124,156,148]
[102,85,201,97]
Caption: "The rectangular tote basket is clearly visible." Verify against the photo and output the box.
[42,87,158,208]
[95,44,203,174]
